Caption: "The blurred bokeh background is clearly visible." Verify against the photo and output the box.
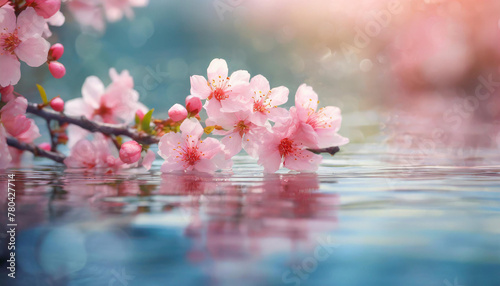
[15,0,500,161]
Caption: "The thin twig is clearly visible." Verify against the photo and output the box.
[26,103,159,145]
[46,119,58,152]
[6,137,66,163]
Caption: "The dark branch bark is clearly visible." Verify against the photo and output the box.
[26,103,159,145]
[6,137,66,163]
[308,146,340,156]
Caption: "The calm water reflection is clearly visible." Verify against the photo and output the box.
[1,144,500,286]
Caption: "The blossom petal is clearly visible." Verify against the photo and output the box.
[283,150,322,172]
[141,150,155,170]
[66,125,90,148]
[16,7,45,40]
[0,5,16,33]
[81,76,105,109]
[158,132,183,159]
[15,37,50,67]
[250,74,270,94]
[258,149,282,173]
[194,159,217,173]
[179,118,204,140]
[316,129,349,148]
[190,75,211,99]
[295,84,318,121]
[198,137,223,159]
[160,161,184,173]
[64,98,94,118]
[221,133,242,158]
[207,58,228,83]
[0,54,21,86]
[268,86,289,106]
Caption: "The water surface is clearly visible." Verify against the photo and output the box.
[1,143,499,286]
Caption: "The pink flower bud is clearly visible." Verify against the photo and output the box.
[50,97,64,112]
[168,104,188,122]
[185,95,202,116]
[119,141,142,164]
[49,61,66,79]
[49,43,64,61]
[136,109,145,120]
[38,142,51,151]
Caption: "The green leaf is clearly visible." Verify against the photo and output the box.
[135,113,141,125]
[141,109,154,132]
[36,84,48,104]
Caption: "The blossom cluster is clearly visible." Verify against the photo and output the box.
[0,1,347,173]
[157,58,349,173]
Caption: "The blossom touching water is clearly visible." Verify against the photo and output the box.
[258,116,323,173]
[158,118,229,173]
[0,6,50,86]
[64,134,123,170]
[291,84,349,149]
[190,58,250,118]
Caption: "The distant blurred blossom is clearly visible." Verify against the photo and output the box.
[64,133,124,170]
[103,0,149,22]
[0,96,40,169]
[67,0,148,32]
[65,68,148,147]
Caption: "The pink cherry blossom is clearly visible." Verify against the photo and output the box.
[0,96,40,143]
[190,58,250,118]
[0,0,8,8]
[0,6,50,86]
[168,103,188,122]
[291,84,349,149]
[257,116,323,173]
[103,0,149,22]
[119,140,142,164]
[65,68,148,146]
[206,110,268,158]
[158,118,229,173]
[248,75,289,126]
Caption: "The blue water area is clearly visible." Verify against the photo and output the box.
[1,144,500,286]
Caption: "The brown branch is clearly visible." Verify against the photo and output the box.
[26,103,159,145]
[6,137,66,163]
